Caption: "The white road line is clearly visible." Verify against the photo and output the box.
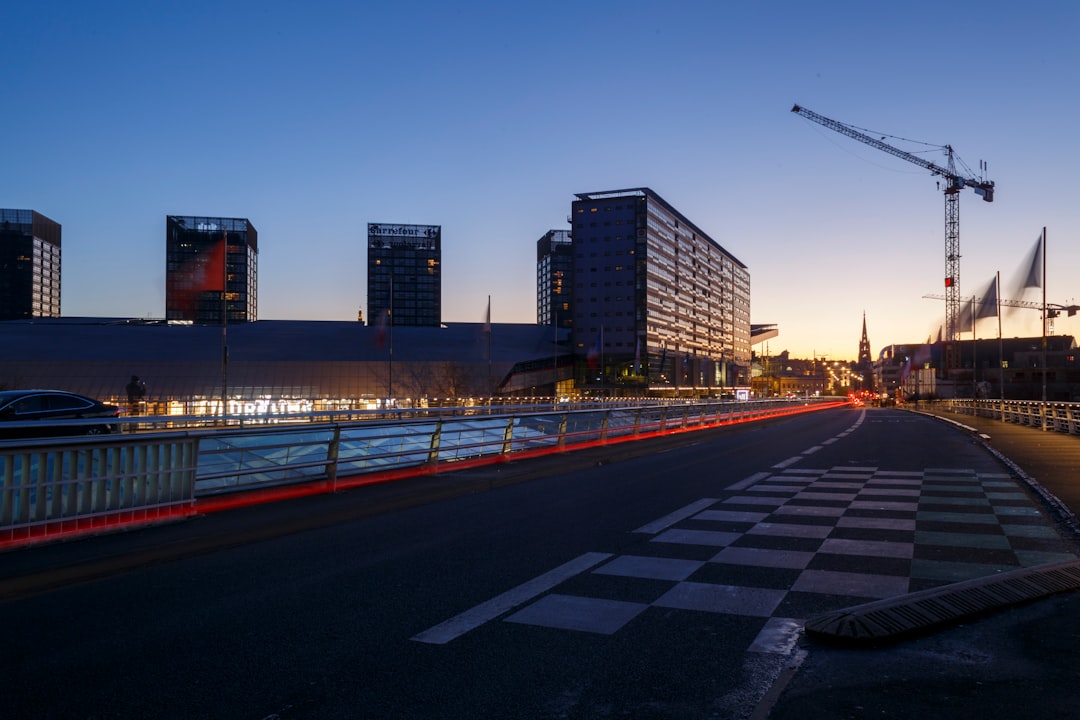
[410,552,613,645]
[773,456,802,469]
[727,471,772,492]
[634,498,719,534]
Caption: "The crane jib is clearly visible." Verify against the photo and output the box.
[791,103,994,202]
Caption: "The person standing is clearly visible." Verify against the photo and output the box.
[125,375,147,415]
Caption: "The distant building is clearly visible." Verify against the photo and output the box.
[570,188,751,394]
[166,216,258,324]
[0,209,61,320]
[536,229,573,329]
[367,223,441,327]
[0,318,568,409]
[857,312,875,390]
[876,336,1080,401]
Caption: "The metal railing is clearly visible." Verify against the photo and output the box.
[0,433,198,543]
[938,399,1080,435]
[1,398,840,545]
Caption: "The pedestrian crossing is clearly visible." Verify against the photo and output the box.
[414,463,1079,649]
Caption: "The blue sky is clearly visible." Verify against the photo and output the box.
[4,1,1078,360]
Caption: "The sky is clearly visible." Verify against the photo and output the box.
[4,1,1078,361]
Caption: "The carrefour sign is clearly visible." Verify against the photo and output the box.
[368,224,440,238]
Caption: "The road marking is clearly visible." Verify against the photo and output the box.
[411,552,612,645]
[727,471,771,491]
[634,498,719,534]
[773,456,802,469]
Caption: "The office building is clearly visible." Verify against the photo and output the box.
[0,209,61,320]
[536,229,573,329]
[166,216,258,324]
[367,223,441,327]
[570,188,751,393]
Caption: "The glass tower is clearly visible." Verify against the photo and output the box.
[367,223,441,327]
[0,209,61,320]
[166,216,258,324]
[536,229,573,328]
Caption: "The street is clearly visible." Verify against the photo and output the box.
[4,407,1077,719]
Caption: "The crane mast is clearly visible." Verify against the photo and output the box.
[791,104,994,373]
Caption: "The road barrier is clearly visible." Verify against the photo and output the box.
[939,399,1080,435]
[1,398,843,547]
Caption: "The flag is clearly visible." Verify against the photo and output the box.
[375,308,390,349]
[633,336,641,375]
[586,329,602,369]
[483,296,491,334]
[975,276,999,320]
[195,236,227,293]
[173,235,226,314]
[1020,233,1043,290]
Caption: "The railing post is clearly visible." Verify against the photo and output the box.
[427,421,443,466]
[501,417,515,456]
[326,426,341,490]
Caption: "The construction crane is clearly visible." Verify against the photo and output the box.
[791,104,994,372]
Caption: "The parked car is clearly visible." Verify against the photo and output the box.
[0,390,120,439]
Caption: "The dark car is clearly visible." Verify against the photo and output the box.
[0,389,120,439]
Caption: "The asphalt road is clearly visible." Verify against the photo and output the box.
[3,406,1078,719]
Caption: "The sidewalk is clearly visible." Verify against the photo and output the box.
[763,407,1080,720]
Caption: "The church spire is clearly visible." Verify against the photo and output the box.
[857,312,874,390]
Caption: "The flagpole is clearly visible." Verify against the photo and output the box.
[1041,226,1047,406]
[221,228,228,420]
[487,294,492,393]
[971,294,977,399]
[388,275,394,406]
[997,271,1004,419]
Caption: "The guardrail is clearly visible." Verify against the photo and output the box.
[938,399,1080,435]
[1,398,844,547]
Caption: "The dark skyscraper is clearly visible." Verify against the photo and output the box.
[536,229,573,329]
[166,216,258,324]
[367,223,441,328]
[0,209,61,320]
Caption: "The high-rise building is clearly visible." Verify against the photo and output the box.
[166,216,258,324]
[367,223,441,327]
[536,229,573,329]
[570,188,751,392]
[0,209,61,320]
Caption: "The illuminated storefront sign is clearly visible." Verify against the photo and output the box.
[368,224,440,239]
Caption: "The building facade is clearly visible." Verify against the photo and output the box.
[0,318,568,413]
[570,188,751,394]
[166,216,258,324]
[536,229,573,329]
[0,209,61,320]
[367,223,441,327]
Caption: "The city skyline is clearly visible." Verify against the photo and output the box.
[4,2,1078,361]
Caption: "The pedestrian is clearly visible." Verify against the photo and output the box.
[126,374,147,415]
